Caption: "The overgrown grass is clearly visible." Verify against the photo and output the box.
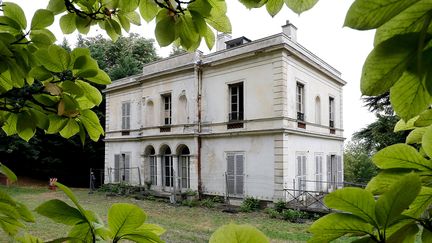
[0,185,312,242]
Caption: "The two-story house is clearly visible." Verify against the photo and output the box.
[104,21,345,201]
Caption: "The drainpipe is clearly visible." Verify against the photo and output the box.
[195,58,203,198]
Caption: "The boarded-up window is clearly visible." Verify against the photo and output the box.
[226,153,244,195]
[315,154,323,191]
[122,102,131,130]
[296,153,307,192]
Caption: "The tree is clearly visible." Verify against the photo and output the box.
[77,34,159,80]
[343,140,377,184]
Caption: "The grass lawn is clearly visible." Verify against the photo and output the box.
[0,185,312,242]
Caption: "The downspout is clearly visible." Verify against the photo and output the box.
[196,58,203,198]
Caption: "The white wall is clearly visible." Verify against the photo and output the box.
[201,134,275,200]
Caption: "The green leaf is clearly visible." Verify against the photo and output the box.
[105,19,121,41]
[124,11,141,25]
[375,173,421,228]
[108,203,147,240]
[119,0,139,12]
[3,2,27,30]
[390,71,431,120]
[35,199,85,225]
[61,80,83,96]
[406,127,428,144]
[394,116,418,131]
[79,109,104,141]
[423,228,432,242]
[75,16,91,34]
[68,223,93,242]
[85,70,111,85]
[344,0,420,30]
[209,223,269,243]
[60,13,77,34]
[54,182,86,214]
[155,14,176,47]
[47,115,69,134]
[0,163,17,183]
[15,202,35,222]
[16,112,36,141]
[59,119,80,139]
[386,221,418,243]
[35,45,71,72]
[238,0,267,8]
[366,170,410,195]
[0,216,25,236]
[284,0,318,14]
[139,0,159,22]
[31,9,54,30]
[373,143,432,170]
[404,187,432,217]
[374,1,432,45]
[361,34,418,96]
[177,14,200,50]
[76,80,102,105]
[47,0,67,14]
[137,224,166,236]
[15,233,44,243]
[266,0,284,17]
[204,25,215,50]
[29,66,53,81]
[415,109,432,127]
[118,14,131,32]
[206,14,232,33]
[189,0,212,17]
[309,213,373,237]
[422,125,432,158]
[324,187,377,225]
[2,113,18,136]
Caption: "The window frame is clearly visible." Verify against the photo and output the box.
[121,102,131,130]
[296,82,305,121]
[161,93,172,126]
[329,96,335,128]
[228,82,244,122]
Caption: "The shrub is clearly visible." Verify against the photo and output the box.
[264,208,279,219]
[240,197,260,212]
[200,197,216,208]
[281,209,308,223]
[98,183,144,196]
[274,200,286,213]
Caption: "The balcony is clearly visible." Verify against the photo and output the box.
[227,112,244,129]
[297,112,304,121]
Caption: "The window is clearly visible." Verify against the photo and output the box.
[296,153,307,193]
[114,153,130,183]
[329,97,335,128]
[162,94,171,125]
[296,83,305,121]
[148,147,157,186]
[229,82,244,121]
[179,146,191,189]
[121,102,131,130]
[162,147,173,187]
[315,96,321,124]
[315,154,323,192]
[226,152,244,195]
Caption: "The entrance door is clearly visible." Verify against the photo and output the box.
[226,153,244,196]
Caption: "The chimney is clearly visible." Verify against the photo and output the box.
[216,33,232,51]
[282,20,297,42]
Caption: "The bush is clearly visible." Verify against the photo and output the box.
[240,197,260,212]
[264,208,279,219]
[200,197,216,208]
[281,209,308,223]
[98,183,144,196]
[274,200,286,213]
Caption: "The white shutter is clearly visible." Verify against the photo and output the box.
[125,154,130,182]
[114,154,120,182]
[235,154,244,195]
[326,155,331,190]
[337,155,343,188]
[226,154,235,194]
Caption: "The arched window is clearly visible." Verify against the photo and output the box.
[315,96,321,124]
[177,145,191,189]
[144,145,156,185]
[146,100,154,127]
[160,145,173,187]
[178,94,188,124]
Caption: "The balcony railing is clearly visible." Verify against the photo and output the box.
[329,120,334,128]
[297,112,304,121]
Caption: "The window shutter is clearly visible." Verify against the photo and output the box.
[125,154,130,182]
[337,155,343,188]
[226,154,235,194]
[114,154,120,182]
[235,154,244,195]
[296,156,301,176]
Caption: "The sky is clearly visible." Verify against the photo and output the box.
[10,0,376,140]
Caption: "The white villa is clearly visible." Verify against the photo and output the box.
[104,21,345,201]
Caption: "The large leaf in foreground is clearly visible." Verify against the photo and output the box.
[209,223,269,243]
[372,144,432,170]
[324,187,377,225]
[309,213,374,237]
[35,199,84,225]
[108,203,146,240]
[375,173,421,228]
